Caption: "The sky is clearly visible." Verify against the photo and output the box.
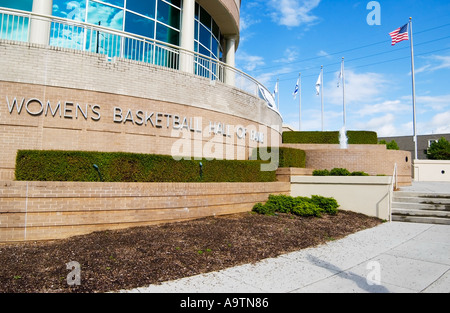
[237,0,450,137]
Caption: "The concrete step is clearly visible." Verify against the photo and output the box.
[391,201,450,211]
[392,207,450,218]
[391,190,450,225]
[392,196,450,205]
[392,215,450,225]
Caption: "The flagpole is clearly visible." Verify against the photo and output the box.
[321,65,324,131]
[409,17,418,160]
[342,57,346,128]
[299,73,302,131]
[276,78,280,111]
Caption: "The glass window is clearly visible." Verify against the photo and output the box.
[87,0,123,30]
[0,0,33,11]
[199,6,211,31]
[53,0,86,21]
[199,25,210,50]
[95,0,124,7]
[163,0,181,9]
[126,0,155,18]
[156,23,179,45]
[211,38,218,58]
[125,11,154,38]
[156,0,180,29]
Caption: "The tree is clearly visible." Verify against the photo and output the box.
[427,137,450,160]
[379,140,399,150]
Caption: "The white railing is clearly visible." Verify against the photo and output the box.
[0,7,279,115]
[388,163,398,222]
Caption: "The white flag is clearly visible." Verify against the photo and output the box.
[338,61,344,88]
[273,81,279,97]
[316,71,322,96]
[293,78,299,99]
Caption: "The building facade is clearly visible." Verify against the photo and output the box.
[0,0,282,181]
[379,134,450,160]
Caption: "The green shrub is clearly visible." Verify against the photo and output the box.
[350,171,370,176]
[252,194,339,218]
[330,168,351,176]
[346,131,378,145]
[283,131,339,144]
[313,169,331,176]
[252,147,306,168]
[283,131,378,145]
[310,195,339,215]
[15,150,276,183]
[292,202,323,217]
[313,168,370,177]
[379,140,400,150]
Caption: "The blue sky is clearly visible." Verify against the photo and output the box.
[237,0,450,137]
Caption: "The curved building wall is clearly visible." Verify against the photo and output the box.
[0,40,282,180]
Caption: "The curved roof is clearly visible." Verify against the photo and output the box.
[196,0,240,47]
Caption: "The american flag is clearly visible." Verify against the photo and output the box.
[390,23,409,46]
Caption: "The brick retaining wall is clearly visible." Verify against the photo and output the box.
[0,181,290,243]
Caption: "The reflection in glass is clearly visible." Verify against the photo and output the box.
[126,0,155,18]
[87,0,123,30]
[156,0,180,29]
[53,0,86,21]
[125,11,154,38]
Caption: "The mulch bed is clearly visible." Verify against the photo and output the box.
[0,210,382,293]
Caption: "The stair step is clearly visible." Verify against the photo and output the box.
[392,215,450,225]
[392,196,450,205]
[392,208,450,218]
[391,202,450,211]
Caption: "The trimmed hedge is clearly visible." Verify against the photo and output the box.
[282,131,378,145]
[313,168,370,176]
[15,150,276,183]
[252,147,306,168]
[252,194,339,217]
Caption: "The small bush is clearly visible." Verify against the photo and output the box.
[313,168,370,177]
[310,195,339,215]
[292,202,323,217]
[330,168,351,176]
[350,171,369,176]
[313,169,330,176]
[252,194,339,218]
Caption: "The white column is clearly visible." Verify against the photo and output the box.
[224,35,237,86]
[179,0,195,74]
[29,0,53,45]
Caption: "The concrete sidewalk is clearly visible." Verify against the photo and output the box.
[121,221,450,293]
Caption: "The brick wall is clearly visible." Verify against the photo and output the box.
[0,181,290,243]
[300,147,412,186]
[0,40,282,180]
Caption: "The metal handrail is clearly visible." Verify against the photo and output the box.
[0,7,280,116]
[388,163,398,222]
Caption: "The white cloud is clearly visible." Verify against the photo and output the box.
[275,48,299,63]
[355,113,399,137]
[416,55,450,74]
[236,52,265,72]
[268,0,321,27]
[317,50,330,58]
[428,111,450,134]
[326,70,388,107]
